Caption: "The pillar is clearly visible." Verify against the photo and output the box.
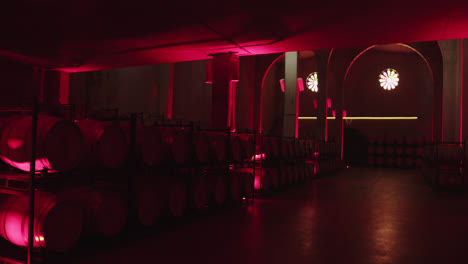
[439,39,462,142]
[211,53,238,129]
[283,52,298,137]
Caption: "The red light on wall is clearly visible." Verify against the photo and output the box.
[254,174,261,190]
[343,110,347,117]
[332,110,336,117]
[327,99,332,108]
[205,61,213,84]
[313,99,317,109]
[297,78,304,92]
[279,78,285,92]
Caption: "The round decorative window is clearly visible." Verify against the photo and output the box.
[379,68,399,90]
[306,72,318,92]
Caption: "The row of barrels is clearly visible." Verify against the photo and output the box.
[262,138,336,161]
[0,114,255,173]
[367,135,429,168]
[421,143,465,189]
[0,170,255,252]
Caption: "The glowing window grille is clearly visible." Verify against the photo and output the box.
[306,72,318,92]
[379,68,399,90]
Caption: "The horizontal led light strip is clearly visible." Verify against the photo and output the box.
[298,117,418,120]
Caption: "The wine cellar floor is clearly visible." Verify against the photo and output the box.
[55,167,468,264]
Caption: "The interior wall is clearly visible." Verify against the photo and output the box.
[68,60,210,126]
[0,59,38,106]
[343,48,433,139]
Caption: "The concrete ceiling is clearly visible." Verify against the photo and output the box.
[0,0,466,72]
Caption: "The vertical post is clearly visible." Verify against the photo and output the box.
[284,52,298,138]
[315,49,330,141]
[28,97,38,264]
[127,113,137,224]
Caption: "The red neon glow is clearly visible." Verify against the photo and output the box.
[327,98,332,108]
[297,78,304,92]
[313,99,317,109]
[279,78,285,92]
[0,156,54,173]
[7,139,23,150]
[250,153,265,161]
[332,110,336,117]
[254,174,261,190]
[343,110,347,117]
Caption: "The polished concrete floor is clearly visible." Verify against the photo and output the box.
[59,168,468,264]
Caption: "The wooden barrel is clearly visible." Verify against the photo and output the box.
[376,146,385,155]
[405,157,414,167]
[395,146,404,155]
[191,172,208,209]
[228,170,242,201]
[0,115,83,172]
[405,147,415,156]
[133,175,167,226]
[396,136,404,145]
[210,133,228,162]
[168,179,187,216]
[385,157,394,167]
[367,136,376,144]
[437,144,464,164]
[232,169,254,196]
[415,136,426,145]
[406,136,415,145]
[231,135,243,162]
[368,145,375,154]
[0,192,83,251]
[376,136,385,145]
[193,132,214,163]
[206,171,227,205]
[263,138,275,160]
[287,140,295,158]
[368,156,375,165]
[386,136,395,145]
[77,119,127,168]
[169,129,191,164]
[386,146,394,155]
[376,156,385,166]
[121,124,167,166]
[281,139,290,159]
[395,157,404,167]
[241,136,255,160]
[59,185,127,237]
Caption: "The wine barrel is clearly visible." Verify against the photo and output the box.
[367,145,375,154]
[386,146,394,155]
[59,185,127,237]
[396,136,404,145]
[210,133,228,162]
[0,192,83,251]
[169,129,191,164]
[231,135,243,162]
[376,156,385,166]
[395,146,404,155]
[263,138,275,160]
[376,136,385,145]
[406,136,415,145]
[395,157,404,167]
[405,147,415,156]
[437,144,464,164]
[77,119,127,168]
[385,157,394,167]
[234,169,254,196]
[281,139,290,159]
[386,136,395,145]
[0,115,83,172]
[368,156,375,165]
[242,136,255,160]
[193,132,214,163]
[169,179,187,216]
[120,124,168,166]
[206,171,227,205]
[287,140,295,158]
[191,172,208,209]
[228,170,241,201]
[133,175,167,226]
[405,157,414,167]
[376,146,385,155]
[415,136,426,145]
[367,136,376,144]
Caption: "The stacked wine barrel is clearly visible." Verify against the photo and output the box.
[421,142,465,190]
[367,135,429,168]
[314,141,340,176]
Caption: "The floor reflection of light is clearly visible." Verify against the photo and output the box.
[372,201,399,263]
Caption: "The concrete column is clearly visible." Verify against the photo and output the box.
[211,53,237,129]
[315,49,330,141]
[283,52,298,137]
[155,64,173,120]
[237,56,256,130]
[334,73,344,158]
[440,39,462,142]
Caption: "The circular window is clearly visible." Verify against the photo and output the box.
[379,68,399,90]
[306,72,318,92]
